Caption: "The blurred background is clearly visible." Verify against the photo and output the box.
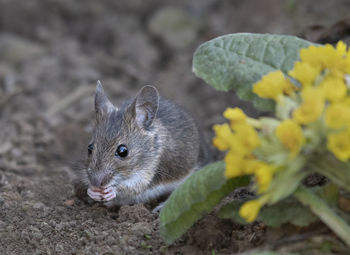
[1,0,350,254]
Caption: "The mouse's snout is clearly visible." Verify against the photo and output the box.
[89,169,114,188]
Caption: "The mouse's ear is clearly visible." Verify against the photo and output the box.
[95,81,115,120]
[134,85,159,129]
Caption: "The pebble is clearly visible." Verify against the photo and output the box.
[33,202,46,210]
[55,243,64,253]
[63,199,74,206]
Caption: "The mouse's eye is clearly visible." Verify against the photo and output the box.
[88,143,94,156]
[115,144,128,158]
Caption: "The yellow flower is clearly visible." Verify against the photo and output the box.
[336,40,347,56]
[213,116,260,159]
[223,107,247,128]
[299,45,325,70]
[346,52,350,73]
[233,123,261,154]
[300,42,349,75]
[213,123,235,151]
[239,199,262,222]
[334,41,350,74]
[283,79,298,96]
[254,162,274,193]
[224,151,245,178]
[276,120,305,157]
[328,129,350,161]
[320,75,347,102]
[243,159,263,175]
[325,103,350,129]
[293,86,325,124]
[318,44,342,70]
[289,61,320,87]
[253,71,295,100]
[342,97,350,106]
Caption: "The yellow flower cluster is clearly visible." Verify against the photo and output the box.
[213,108,276,222]
[213,41,350,223]
[253,41,350,161]
[290,42,350,161]
[213,108,276,194]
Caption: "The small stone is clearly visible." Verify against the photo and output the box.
[84,230,93,240]
[21,190,35,199]
[55,223,64,231]
[55,243,64,253]
[39,238,49,246]
[40,222,50,230]
[33,202,46,210]
[68,220,77,227]
[106,235,117,246]
[63,199,75,206]
[32,202,50,217]
[32,230,43,240]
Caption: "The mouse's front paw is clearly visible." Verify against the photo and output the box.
[87,186,104,201]
[87,185,117,202]
[101,185,117,201]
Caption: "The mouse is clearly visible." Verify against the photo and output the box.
[74,81,212,209]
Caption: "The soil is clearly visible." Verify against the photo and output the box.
[1,0,350,254]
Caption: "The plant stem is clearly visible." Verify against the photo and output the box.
[294,186,350,247]
[247,117,262,128]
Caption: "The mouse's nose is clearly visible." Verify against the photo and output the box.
[89,170,113,188]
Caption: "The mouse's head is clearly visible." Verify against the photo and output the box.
[82,81,162,194]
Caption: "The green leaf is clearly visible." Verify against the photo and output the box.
[159,161,250,244]
[192,33,313,110]
[295,186,350,247]
[217,200,246,225]
[315,183,339,207]
[218,198,317,227]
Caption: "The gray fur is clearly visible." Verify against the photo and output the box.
[74,82,212,206]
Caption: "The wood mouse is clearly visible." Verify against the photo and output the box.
[74,81,211,209]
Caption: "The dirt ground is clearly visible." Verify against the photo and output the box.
[1,0,350,254]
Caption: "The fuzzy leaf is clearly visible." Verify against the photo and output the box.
[159,161,250,244]
[219,198,317,227]
[192,33,313,110]
[315,183,339,207]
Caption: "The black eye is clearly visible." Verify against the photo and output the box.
[88,143,94,156]
[115,144,128,158]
